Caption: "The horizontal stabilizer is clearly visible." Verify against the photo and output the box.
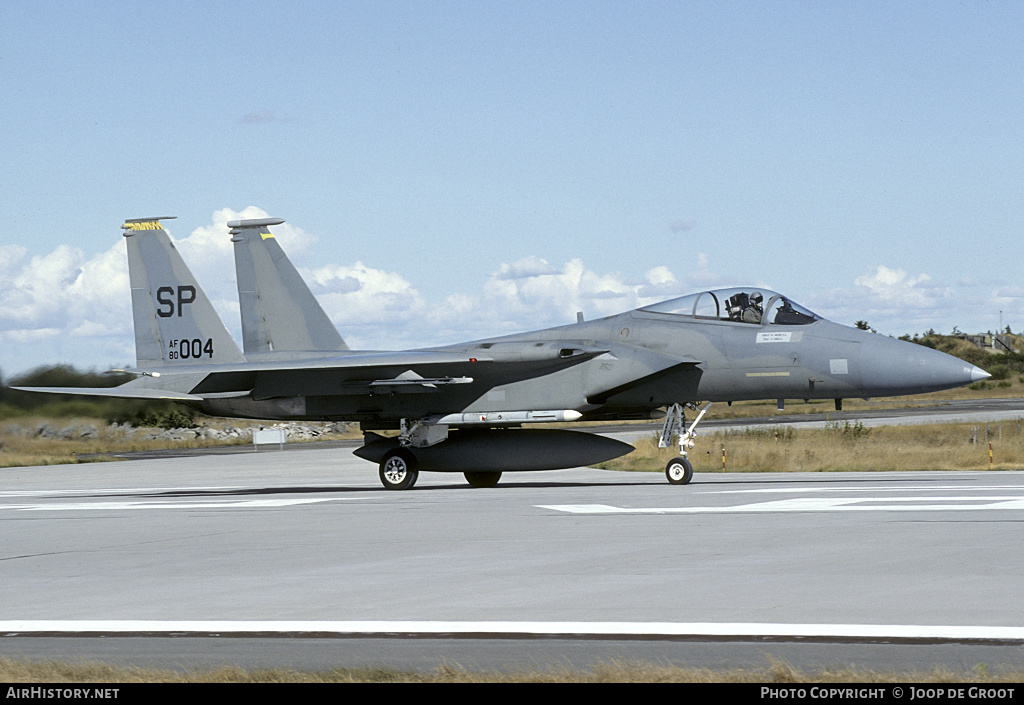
[12,386,204,402]
[124,350,493,377]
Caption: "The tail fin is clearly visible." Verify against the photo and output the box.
[228,217,348,353]
[123,217,245,367]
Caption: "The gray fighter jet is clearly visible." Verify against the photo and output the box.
[17,216,990,489]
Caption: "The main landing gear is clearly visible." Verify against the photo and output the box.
[380,448,418,490]
[659,402,711,485]
[378,450,503,490]
[378,419,438,490]
[377,420,504,490]
[464,471,502,488]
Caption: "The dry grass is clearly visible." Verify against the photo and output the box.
[4,400,1024,474]
[602,420,1024,474]
[0,419,236,468]
[0,417,358,469]
[1,656,1022,683]
[700,377,1024,421]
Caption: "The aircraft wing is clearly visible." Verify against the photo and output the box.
[188,343,611,400]
[21,343,611,402]
[124,350,498,377]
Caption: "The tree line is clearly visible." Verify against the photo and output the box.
[0,364,191,426]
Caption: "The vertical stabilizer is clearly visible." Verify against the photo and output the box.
[229,217,348,353]
[123,217,245,367]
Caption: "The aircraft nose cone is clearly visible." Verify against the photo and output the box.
[860,336,991,396]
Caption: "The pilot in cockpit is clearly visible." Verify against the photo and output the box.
[741,291,763,323]
[726,291,764,323]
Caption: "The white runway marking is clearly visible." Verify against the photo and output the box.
[706,484,1024,495]
[1,620,1022,642]
[540,495,1024,514]
[0,498,348,511]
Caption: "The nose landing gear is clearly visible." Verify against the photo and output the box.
[659,402,711,485]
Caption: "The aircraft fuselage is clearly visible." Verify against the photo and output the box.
[194,300,984,426]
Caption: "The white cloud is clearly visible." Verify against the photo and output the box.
[0,244,28,277]
[813,264,971,335]
[420,258,698,345]
[494,256,558,280]
[176,207,316,262]
[992,286,1024,330]
[308,261,428,345]
[482,258,627,325]
[306,256,661,348]
[4,327,64,344]
[636,265,682,301]
[0,240,131,357]
[681,252,732,291]
[0,244,131,376]
[994,285,1024,301]
[852,265,939,307]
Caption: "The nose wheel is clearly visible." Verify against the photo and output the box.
[665,457,693,485]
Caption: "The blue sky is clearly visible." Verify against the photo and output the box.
[2,1,1022,376]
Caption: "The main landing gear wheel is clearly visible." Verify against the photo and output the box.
[380,449,418,490]
[665,457,693,485]
[464,471,502,488]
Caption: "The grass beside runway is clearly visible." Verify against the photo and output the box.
[3,656,1024,683]
[1,386,1022,472]
[0,418,358,469]
[3,416,1023,473]
[598,419,1024,474]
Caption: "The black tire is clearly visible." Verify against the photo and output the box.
[464,471,502,488]
[379,449,419,490]
[665,456,693,485]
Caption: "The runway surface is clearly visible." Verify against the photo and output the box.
[3,401,1024,674]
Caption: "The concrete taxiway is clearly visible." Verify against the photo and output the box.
[3,418,1024,673]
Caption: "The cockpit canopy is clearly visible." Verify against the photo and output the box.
[640,288,820,326]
